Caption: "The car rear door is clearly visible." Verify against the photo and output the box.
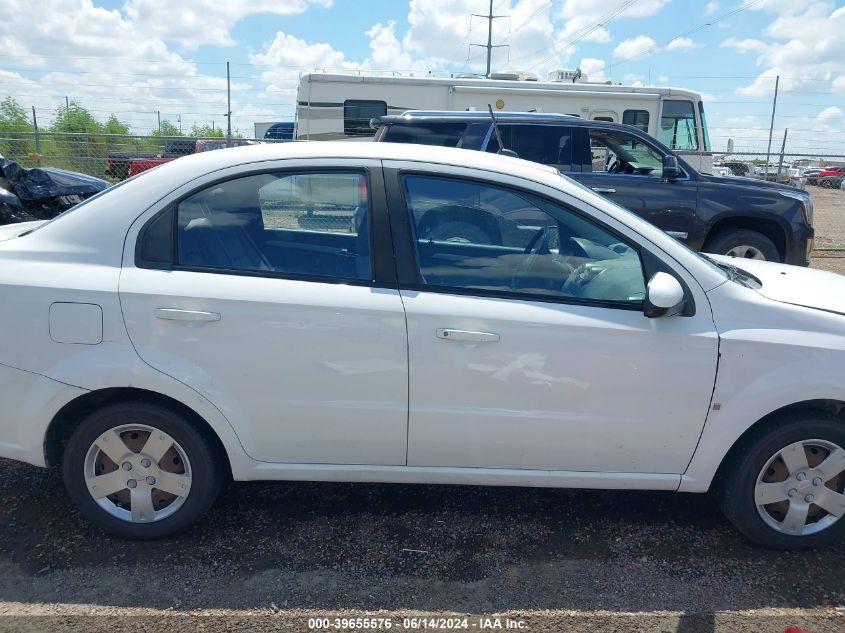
[119,160,409,466]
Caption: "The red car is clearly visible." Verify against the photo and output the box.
[818,166,845,178]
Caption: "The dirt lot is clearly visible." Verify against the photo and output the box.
[0,187,844,632]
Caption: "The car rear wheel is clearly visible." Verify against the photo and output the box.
[718,410,845,549]
[62,402,222,539]
[703,229,780,262]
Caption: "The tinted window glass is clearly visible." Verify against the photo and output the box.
[659,100,699,151]
[177,172,371,281]
[139,207,173,265]
[698,101,711,152]
[623,109,650,133]
[589,129,664,176]
[381,122,469,147]
[486,125,575,170]
[402,175,645,305]
[344,100,387,136]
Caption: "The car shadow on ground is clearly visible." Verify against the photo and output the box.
[0,458,843,615]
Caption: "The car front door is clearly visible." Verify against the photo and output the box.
[566,127,700,246]
[385,164,719,475]
[119,162,409,465]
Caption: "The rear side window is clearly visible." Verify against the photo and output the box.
[137,207,174,267]
[380,122,469,147]
[623,110,650,133]
[344,100,387,136]
[486,125,576,171]
[174,171,372,281]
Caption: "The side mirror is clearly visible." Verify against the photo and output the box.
[662,155,682,181]
[644,272,685,318]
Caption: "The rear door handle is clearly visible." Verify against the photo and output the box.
[154,308,221,322]
[591,187,616,194]
[437,328,499,343]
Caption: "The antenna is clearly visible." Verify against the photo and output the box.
[488,104,519,158]
[470,0,510,78]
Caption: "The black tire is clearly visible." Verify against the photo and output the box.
[62,402,222,540]
[717,410,845,550]
[703,228,780,262]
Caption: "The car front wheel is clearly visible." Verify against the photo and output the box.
[703,228,780,262]
[62,402,222,539]
[719,410,845,549]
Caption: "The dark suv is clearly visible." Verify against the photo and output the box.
[373,112,814,265]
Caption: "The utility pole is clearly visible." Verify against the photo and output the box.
[157,110,161,133]
[764,75,779,181]
[31,106,42,167]
[470,0,509,78]
[226,61,232,147]
[776,128,788,181]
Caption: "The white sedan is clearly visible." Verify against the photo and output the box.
[0,142,843,548]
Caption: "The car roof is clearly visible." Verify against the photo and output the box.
[378,110,618,128]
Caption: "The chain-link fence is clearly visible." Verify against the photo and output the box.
[0,131,288,182]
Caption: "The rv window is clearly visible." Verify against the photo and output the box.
[380,122,469,147]
[343,100,387,136]
[698,102,711,152]
[658,100,699,151]
[622,110,650,133]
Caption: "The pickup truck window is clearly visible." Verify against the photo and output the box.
[589,129,664,176]
[658,100,699,151]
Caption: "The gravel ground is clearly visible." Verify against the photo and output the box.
[0,186,844,632]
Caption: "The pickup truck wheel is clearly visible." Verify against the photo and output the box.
[703,229,780,262]
[718,410,845,549]
[62,402,222,540]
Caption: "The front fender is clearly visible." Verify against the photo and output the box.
[681,283,845,492]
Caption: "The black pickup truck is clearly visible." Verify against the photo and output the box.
[373,112,814,265]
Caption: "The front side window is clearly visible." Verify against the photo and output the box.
[344,100,387,136]
[659,100,699,151]
[698,101,711,152]
[176,171,371,281]
[485,125,575,171]
[623,109,650,133]
[401,175,645,306]
[588,129,665,176]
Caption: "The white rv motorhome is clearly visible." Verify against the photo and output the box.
[296,71,713,171]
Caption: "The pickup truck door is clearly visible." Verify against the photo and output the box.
[565,127,701,246]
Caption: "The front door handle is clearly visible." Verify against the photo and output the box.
[437,328,500,343]
[591,187,617,194]
[154,308,221,322]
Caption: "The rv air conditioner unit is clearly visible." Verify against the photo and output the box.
[548,69,588,83]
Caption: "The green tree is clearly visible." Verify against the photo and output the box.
[189,122,225,138]
[0,96,35,159]
[102,114,131,136]
[49,101,103,134]
[152,120,183,137]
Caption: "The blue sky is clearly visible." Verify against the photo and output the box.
[1,0,843,154]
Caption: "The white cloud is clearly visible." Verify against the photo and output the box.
[578,58,606,78]
[665,37,695,51]
[817,106,844,121]
[719,37,767,54]
[704,2,719,15]
[731,2,845,97]
[613,35,657,60]
[123,0,333,50]
[833,76,845,93]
